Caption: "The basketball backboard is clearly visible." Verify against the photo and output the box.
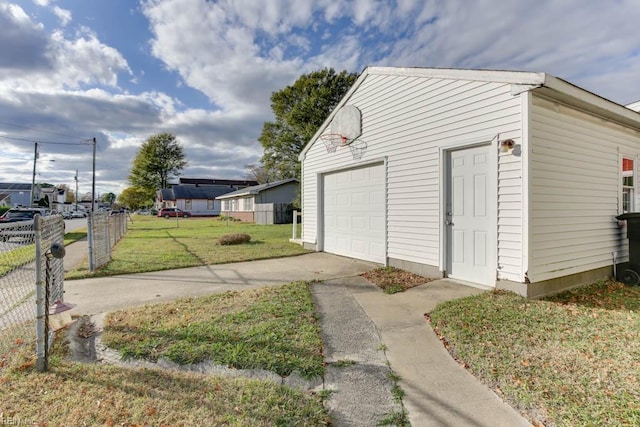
[331,105,361,142]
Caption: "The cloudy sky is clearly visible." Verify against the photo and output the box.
[1,0,639,197]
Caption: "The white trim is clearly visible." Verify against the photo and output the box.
[366,66,546,85]
[316,171,323,250]
[542,75,640,128]
[521,90,532,283]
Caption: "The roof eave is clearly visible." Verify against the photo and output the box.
[538,75,640,128]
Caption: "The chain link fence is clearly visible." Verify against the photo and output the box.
[88,212,127,271]
[0,214,65,373]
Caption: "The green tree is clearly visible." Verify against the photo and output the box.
[259,68,358,179]
[101,192,116,205]
[129,133,187,191]
[118,186,154,210]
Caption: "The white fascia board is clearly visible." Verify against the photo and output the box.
[366,66,547,85]
[542,75,640,127]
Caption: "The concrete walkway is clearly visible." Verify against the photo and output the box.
[62,241,531,426]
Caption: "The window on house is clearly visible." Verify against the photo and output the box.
[244,196,253,211]
[185,199,192,210]
[207,199,214,210]
[222,200,229,211]
[622,157,635,213]
[231,199,237,211]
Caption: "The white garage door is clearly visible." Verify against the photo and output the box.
[322,163,386,263]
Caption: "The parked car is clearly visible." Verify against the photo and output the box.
[0,208,52,242]
[70,211,87,218]
[0,208,51,223]
[158,208,191,219]
[62,211,73,219]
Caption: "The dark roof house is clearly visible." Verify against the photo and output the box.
[217,178,299,224]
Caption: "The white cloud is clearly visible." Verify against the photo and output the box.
[0,5,131,92]
[3,0,640,196]
[52,6,71,26]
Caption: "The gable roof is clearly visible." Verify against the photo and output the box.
[299,66,640,160]
[158,188,175,201]
[0,183,33,191]
[216,178,299,200]
[159,185,238,201]
[178,178,258,187]
[172,185,236,199]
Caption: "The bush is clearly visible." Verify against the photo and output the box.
[218,233,251,245]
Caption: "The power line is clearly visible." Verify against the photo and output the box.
[0,135,90,146]
[0,120,91,140]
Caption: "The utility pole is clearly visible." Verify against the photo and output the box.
[30,142,38,207]
[74,169,78,212]
[91,137,96,213]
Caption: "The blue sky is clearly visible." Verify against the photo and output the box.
[1,0,640,196]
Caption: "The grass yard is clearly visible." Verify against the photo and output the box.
[1,281,329,426]
[102,281,325,379]
[427,280,640,426]
[0,230,86,278]
[66,216,308,279]
[2,355,329,426]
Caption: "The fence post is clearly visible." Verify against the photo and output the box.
[88,212,95,272]
[34,215,47,372]
[292,210,297,240]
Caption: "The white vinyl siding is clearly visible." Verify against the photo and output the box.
[302,72,523,275]
[528,95,640,282]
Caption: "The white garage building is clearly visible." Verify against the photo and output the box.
[298,67,640,298]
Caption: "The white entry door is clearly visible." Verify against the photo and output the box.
[322,163,386,263]
[446,145,495,286]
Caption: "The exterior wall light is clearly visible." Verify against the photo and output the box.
[500,139,515,152]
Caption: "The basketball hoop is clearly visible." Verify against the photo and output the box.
[319,133,347,153]
[349,139,367,160]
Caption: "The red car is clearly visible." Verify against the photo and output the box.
[157,208,191,219]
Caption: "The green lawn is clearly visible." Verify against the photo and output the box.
[66,216,308,279]
[0,230,86,277]
[102,281,325,379]
[2,356,329,426]
[1,281,330,426]
[427,280,640,426]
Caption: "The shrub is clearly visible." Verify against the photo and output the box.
[218,233,251,245]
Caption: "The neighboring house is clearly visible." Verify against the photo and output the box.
[0,183,37,207]
[156,178,260,216]
[177,178,258,188]
[217,178,299,223]
[41,186,74,213]
[298,66,640,298]
[156,185,244,216]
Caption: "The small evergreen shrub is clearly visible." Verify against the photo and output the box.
[218,233,251,245]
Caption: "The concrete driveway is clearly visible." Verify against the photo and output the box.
[65,252,377,316]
